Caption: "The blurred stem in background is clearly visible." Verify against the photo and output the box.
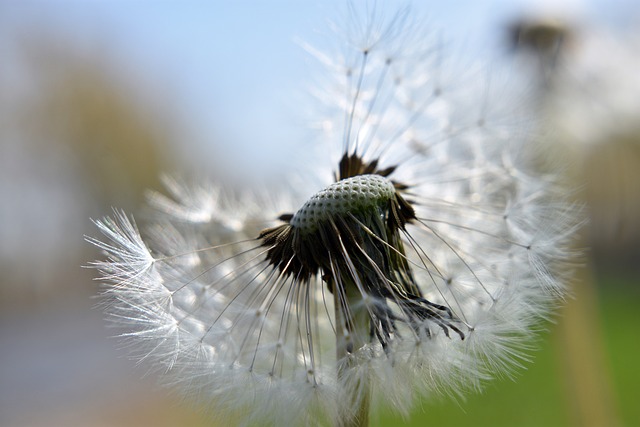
[558,254,620,427]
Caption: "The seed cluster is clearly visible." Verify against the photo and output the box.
[290,174,396,232]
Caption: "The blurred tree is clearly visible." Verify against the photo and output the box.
[17,35,171,209]
[0,31,177,306]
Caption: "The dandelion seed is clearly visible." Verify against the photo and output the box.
[88,4,578,426]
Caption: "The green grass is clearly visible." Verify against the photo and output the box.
[599,284,640,427]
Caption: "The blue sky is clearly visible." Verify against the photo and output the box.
[1,0,637,171]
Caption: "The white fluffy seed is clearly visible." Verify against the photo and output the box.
[291,174,396,232]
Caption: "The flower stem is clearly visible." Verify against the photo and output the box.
[334,282,371,427]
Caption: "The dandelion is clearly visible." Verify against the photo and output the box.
[88,4,578,426]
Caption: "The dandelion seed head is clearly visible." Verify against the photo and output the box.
[87,3,580,425]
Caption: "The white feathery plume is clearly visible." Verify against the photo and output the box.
[88,4,579,426]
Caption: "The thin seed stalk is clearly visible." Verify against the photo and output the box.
[334,280,371,427]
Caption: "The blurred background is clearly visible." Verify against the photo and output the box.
[0,1,638,426]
